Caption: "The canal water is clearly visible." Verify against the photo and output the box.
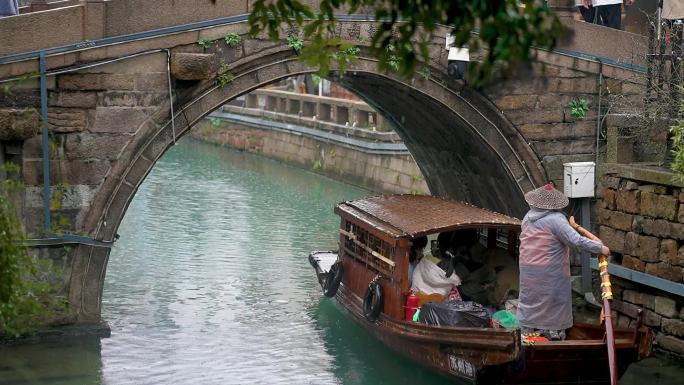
[1,138,447,385]
[1,138,682,385]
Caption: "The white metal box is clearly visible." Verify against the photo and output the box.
[563,162,595,198]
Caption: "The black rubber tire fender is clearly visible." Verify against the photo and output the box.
[323,261,343,297]
[363,280,383,322]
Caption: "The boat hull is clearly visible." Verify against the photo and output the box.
[309,251,650,384]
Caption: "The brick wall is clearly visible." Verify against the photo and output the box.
[598,165,684,356]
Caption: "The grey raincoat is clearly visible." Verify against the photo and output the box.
[517,209,603,330]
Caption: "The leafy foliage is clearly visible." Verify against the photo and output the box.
[311,73,322,88]
[197,39,213,50]
[217,63,234,87]
[568,98,590,119]
[286,34,304,53]
[248,0,564,83]
[418,66,431,80]
[670,99,684,182]
[224,32,241,47]
[0,163,64,337]
[210,117,222,126]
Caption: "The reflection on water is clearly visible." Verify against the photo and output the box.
[1,138,682,385]
[0,336,102,385]
[0,138,449,385]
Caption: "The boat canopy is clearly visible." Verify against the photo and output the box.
[335,194,522,239]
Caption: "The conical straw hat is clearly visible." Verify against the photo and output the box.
[524,183,569,210]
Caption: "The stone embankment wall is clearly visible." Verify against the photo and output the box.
[191,120,430,195]
[597,165,684,356]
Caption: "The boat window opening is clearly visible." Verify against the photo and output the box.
[341,219,396,277]
[480,228,520,259]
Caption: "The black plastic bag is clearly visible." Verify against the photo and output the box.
[418,300,490,327]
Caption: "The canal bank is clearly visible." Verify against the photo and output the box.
[190,104,429,196]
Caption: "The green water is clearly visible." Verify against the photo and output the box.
[1,138,682,385]
[0,138,448,385]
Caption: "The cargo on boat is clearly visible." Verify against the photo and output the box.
[309,194,651,384]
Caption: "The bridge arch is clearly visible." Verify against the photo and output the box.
[90,51,544,252]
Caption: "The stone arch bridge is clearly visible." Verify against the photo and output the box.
[0,0,649,323]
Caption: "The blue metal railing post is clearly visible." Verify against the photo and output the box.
[39,52,51,233]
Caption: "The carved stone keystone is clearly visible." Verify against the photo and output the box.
[170,53,216,81]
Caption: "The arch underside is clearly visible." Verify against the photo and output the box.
[339,73,530,218]
[95,56,542,245]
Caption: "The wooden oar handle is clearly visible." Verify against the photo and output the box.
[568,216,613,301]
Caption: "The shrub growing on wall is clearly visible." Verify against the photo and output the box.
[0,163,64,337]
[670,100,684,182]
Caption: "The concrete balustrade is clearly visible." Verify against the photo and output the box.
[222,89,400,143]
[246,89,387,131]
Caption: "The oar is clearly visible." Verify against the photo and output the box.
[569,216,618,385]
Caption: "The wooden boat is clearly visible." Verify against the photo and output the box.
[309,194,651,384]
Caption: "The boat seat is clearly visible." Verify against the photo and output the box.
[416,292,446,306]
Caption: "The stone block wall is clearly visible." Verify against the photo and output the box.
[191,120,430,195]
[597,165,684,356]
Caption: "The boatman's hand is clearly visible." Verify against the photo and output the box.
[601,245,610,257]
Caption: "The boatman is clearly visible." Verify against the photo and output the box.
[518,183,609,340]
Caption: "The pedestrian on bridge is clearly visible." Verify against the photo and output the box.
[0,0,19,17]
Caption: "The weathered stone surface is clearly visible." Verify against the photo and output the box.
[655,333,684,355]
[601,188,617,210]
[615,189,640,214]
[87,107,155,133]
[635,234,660,262]
[675,246,684,267]
[48,107,86,133]
[624,180,639,190]
[170,53,216,80]
[0,108,41,140]
[22,159,111,186]
[641,192,678,220]
[638,184,668,194]
[598,208,633,232]
[624,232,639,255]
[623,289,655,309]
[670,222,684,241]
[622,255,646,272]
[48,91,97,108]
[494,94,538,110]
[645,263,683,283]
[602,176,621,190]
[660,239,679,264]
[662,318,684,337]
[641,218,671,238]
[655,296,679,318]
[58,73,135,91]
[96,91,166,107]
[679,204,684,223]
[612,299,641,318]
[24,185,97,210]
[135,73,168,91]
[643,309,662,327]
[531,138,595,156]
[599,226,626,254]
[64,133,131,160]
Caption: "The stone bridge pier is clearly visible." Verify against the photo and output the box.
[0,2,651,324]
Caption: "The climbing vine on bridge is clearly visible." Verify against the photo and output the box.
[248,0,564,83]
[0,163,63,337]
[670,100,684,182]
